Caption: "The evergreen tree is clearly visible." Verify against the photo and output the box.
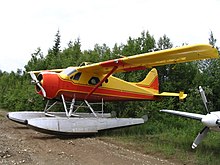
[62,38,82,67]
[52,29,61,56]
[25,47,45,71]
[157,34,173,50]
[46,30,62,69]
[209,31,217,48]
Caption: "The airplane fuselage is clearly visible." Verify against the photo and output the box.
[35,67,159,102]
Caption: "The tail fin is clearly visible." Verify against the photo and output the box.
[136,68,187,100]
[136,68,159,91]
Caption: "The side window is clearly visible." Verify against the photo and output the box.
[71,72,82,81]
[88,77,100,85]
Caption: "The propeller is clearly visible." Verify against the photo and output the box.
[160,86,220,149]
[30,72,46,97]
[191,86,220,149]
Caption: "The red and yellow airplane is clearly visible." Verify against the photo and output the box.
[8,44,219,135]
[31,44,218,102]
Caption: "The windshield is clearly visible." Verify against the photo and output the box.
[61,67,76,76]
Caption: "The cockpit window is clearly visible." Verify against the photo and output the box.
[61,67,76,76]
[72,72,82,80]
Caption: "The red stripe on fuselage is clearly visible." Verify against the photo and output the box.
[56,90,156,102]
[56,76,156,101]
[40,73,157,101]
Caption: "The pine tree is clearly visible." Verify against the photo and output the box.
[46,30,62,69]
[209,31,217,48]
[52,30,61,56]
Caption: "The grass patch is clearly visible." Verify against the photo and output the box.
[99,118,220,165]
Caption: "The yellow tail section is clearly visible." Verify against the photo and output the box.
[136,68,159,91]
[137,68,187,100]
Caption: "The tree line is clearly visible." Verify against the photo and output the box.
[0,30,219,119]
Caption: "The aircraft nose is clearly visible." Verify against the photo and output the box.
[36,73,59,99]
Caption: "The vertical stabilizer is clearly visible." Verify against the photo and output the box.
[136,68,159,91]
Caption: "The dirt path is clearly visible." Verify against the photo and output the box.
[0,110,178,165]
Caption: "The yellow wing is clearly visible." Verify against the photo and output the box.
[77,44,219,74]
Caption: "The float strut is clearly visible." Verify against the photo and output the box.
[84,100,98,118]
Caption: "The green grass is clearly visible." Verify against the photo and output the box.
[99,117,220,165]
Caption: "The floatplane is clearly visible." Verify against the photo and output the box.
[8,44,219,135]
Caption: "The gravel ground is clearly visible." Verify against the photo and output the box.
[0,110,179,165]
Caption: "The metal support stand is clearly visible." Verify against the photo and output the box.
[69,98,75,117]
[43,95,105,118]
[61,95,77,118]
[44,100,58,113]
[61,94,69,117]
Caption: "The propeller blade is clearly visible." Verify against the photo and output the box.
[199,86,209,114]
[36,83,46,97]
[30,72,38,82]
[192,126,209,149]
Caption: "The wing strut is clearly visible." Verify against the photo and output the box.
[85,66,118,100]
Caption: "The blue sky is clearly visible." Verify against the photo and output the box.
[0,0,219,72]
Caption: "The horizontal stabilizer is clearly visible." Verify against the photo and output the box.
[155,91,187,100]
[160,109,204,121]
